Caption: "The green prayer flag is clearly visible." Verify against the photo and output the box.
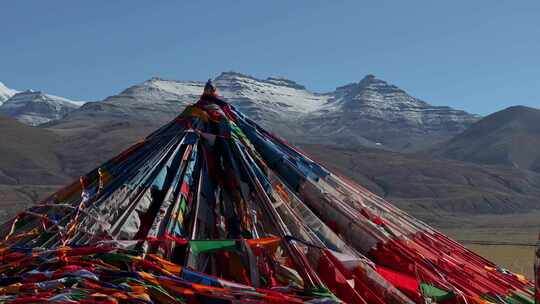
[67,291,89,301]
[95,252,134,264]
[189,240,237,254]
[420,283,455,301]
[504,296,523,304]
[299,287,339,300]
[508,291,534,304]
[231,124,248,141]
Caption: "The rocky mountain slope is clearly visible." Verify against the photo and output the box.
[45,77,203,131]
[0,116,70,221]
[0,90,84,126]
[301,75,480,150]
[432,106,540,172]
[0,116,68,185]
[0,82,18,105]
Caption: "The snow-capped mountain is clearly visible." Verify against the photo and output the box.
[59,72,327,130]
[214,72,330,137]
[47,72,479,151]
[302,75,480,150]
[42,77,206,133]
[109,77,204,106]
[215,72,327,113]
[104,72,330,136]
[214,72,479,149]
[0,90,85,126]
[0,82,18,105]
[103,72,327,114]
[328,75,478,131]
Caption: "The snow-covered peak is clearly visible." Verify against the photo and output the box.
[216,72,306,90]
[113,72,328,114]
[214,71,327,113]
[122,77,204,97]
[108,78,205,106]
[0,82,19,105]
[0,90,84,126]
[330,74,429,110]
[300,74,480,150]
[143,78,205,97]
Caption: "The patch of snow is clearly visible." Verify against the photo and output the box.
[0,90,85,126]
[215,72,329,113]
[147,78,205,97]
[107,78,205,107]
[0,82,19,105]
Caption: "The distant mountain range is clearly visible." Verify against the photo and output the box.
[36,72,480,151]
[0,82,85,126]
[0,72,538,222]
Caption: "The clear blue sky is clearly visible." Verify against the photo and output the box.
[1,1,539,115]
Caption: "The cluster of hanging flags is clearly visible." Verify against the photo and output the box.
[0,90,536,303]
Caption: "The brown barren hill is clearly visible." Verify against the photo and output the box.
[432,106,540,172]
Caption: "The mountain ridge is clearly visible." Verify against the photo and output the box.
[302,74,480,150]
[43,72,479,152]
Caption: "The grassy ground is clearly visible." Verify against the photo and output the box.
[463,244,534,278]
[437,212,540,279]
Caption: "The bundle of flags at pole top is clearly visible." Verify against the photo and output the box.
[0,82,535,303]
